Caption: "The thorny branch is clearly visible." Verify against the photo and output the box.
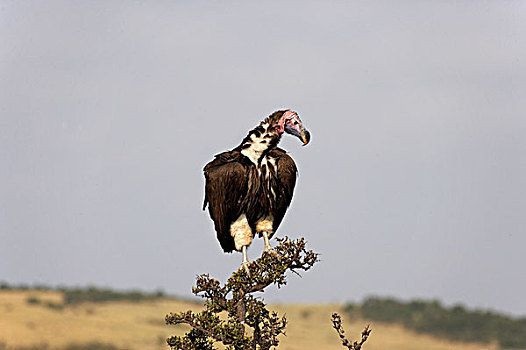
[166,237,319,350]
[331,313,372,350]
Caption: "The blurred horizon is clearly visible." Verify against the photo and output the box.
[0,279,522,320]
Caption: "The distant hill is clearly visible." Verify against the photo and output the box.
[1,281,173,305]
[0,283,495,350]
[344,296,526,349]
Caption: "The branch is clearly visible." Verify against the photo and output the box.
[166,237,321,350]
[165,311,228,343]
[331,313,371,350]
[226,236,319,295]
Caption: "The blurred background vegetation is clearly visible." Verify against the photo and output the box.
[1,281,170,308]
[344,296,526,348]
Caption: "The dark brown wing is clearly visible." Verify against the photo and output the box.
[269,148,298,231]
[203,151,248,253]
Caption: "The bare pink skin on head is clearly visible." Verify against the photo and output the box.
[275,110,298,134]
[285,113,303,134]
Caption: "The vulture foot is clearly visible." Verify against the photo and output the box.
[240,245,251,276]
[241,261,251,276]
[263,247,281,258]
[261,231,280,258]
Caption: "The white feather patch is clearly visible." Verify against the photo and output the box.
[230,214,253,251]
[241,141,268,164]
[241,123,273,164]
[256,216,274,234]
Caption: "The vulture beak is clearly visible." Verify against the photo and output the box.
[301,129,311,146]
[284,114,311,145]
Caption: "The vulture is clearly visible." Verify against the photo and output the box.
[203,110,310,270]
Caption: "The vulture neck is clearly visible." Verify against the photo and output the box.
[240,119,281,164]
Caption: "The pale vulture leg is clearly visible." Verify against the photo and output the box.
[241,245,250,275]
[262,231,272,251]
[256,216,279,257]
[262,231,280,257]
[231,214,253,274]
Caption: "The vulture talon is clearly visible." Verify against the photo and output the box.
[241,261,251,276]
[263,247,281,258]
[262,232,281,258]
[239,245,252,276]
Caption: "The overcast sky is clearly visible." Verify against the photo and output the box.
[1,1,525,316]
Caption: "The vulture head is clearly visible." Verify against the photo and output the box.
[274,110,311,145]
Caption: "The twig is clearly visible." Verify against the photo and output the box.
[331,313,371,350]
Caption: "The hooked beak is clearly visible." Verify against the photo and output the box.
[300,129,311,146]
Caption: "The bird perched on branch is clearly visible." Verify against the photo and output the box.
[203,110,310,271]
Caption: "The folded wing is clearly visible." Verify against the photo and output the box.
[203,151,248,252]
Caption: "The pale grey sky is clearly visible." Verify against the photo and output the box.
[1,1,525,315]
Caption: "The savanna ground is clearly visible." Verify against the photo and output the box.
[0,290,496,350]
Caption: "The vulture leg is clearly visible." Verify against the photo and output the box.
[241,245,251,276]
[262,231,280,257]
[263,231,272,250]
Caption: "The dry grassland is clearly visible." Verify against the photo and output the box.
[0,290,495,350]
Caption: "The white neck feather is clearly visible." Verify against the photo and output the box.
[240,121,279,164]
